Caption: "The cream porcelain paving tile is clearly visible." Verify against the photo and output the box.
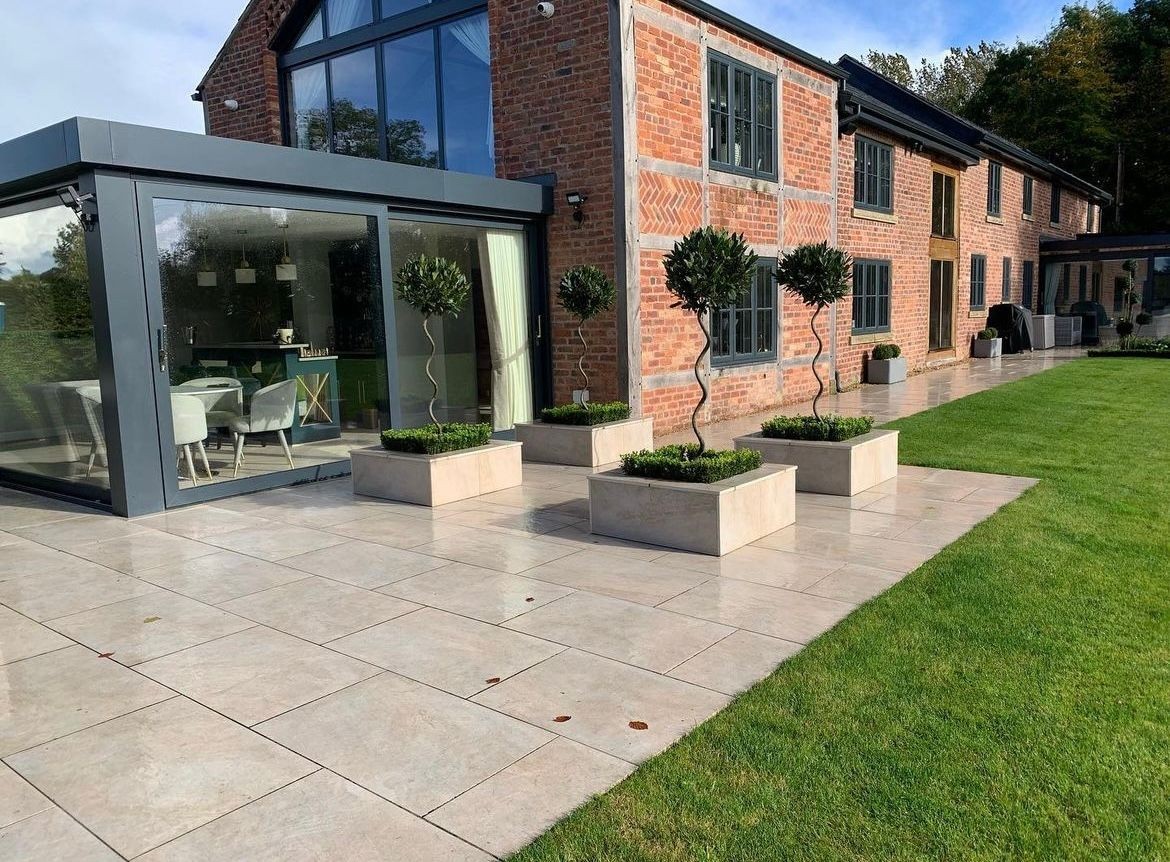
[0,531,21,547]
[504,592,732,673]
[46,591,253,666]
[198,521,349,561]
[523,549,709,605]
[668,629,804,695]
[0,541,95,580]
[428,737,635,858]
[135,550,310,604]
[11,514,151,549]
[0,500,88,532]
[0,645,171,756]
[134,506,271,540]
[280,540,447,589]
[0,762,52,827]
[0,605,72,665]
[67,530,220,575]
[473,649,729,762]
[412,530,577,575]
[651,545,841,591]
[380,563,573,624]
[920,468,1036,490]
[242,498,383,529]
[804,563,904,604]
[660,578,856,644]
[540,524,672,561]
[138,770,490,862]
[794,504,921,538]
[7,697,315,860]
[961,486,1030,506]
[257,672,553,815]
[892,518,975,548]
[329,607,564,697]
[474,484,584,512]
[862,494,1000,524]
[326,512,473,548]
[439,507,585,537]
[220,576,419,643]
[867,477,981,502]
[794,490,887,510]
[753,525,936,573]
[136,626,380,726]
[0,806,120,861]
[0,564,160,622]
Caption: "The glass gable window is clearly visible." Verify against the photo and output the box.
[283,7,494,176]
[970,254,986,309]
[854,136,893,213]
[852,259,891,335]
[327,0,373,34]
[1023,176,1034,216]
[987,161,1002,216]
[931,171,956,238]
[711,261,776,366]
[707,52,776,180]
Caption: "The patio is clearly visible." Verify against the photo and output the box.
[0,416,1040,858]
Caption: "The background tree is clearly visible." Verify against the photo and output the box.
[662,227,757,455]
[863,43,1001,114]
[775,242,853,420]
[394,254,471,432]
[557,265,616,411]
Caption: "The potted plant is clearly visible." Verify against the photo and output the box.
[867,342,906,384]
[972,326,1002,358]
[515,265,653,466]
[1135,311,1153,336]
[733,243,897,496]
[588,227,795,556]
[350,254,522,506]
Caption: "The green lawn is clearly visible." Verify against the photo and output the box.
[511,359,1170,862]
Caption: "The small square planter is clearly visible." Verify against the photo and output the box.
[867,356,907,384]
[588,464,796,556]
[514,416,654,467]
[350,440,521,507]
[734,429,898,496]
[972,338,1002,358]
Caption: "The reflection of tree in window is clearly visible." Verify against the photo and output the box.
[329,99,380,159]
[385,118,438,168]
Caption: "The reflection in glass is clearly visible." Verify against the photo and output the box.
[294,8,324,48]
[289,63,329,152]
[327,0,373,35]
[382,0,429,18]
[390,220,531,430]
[440,13,494,176]
[330,48,379,158]
[0,203,108,494]
[152,200,386,488]
[383,31,440,168]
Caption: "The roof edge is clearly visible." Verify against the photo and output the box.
[196,0,265,93]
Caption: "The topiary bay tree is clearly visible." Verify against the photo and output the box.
[662,227,757,455]
[394,254,471,433]
[775,242,852,420]
[557,265,616,411]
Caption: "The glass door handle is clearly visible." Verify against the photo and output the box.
[535,314,542,343]
[157,327,168,372]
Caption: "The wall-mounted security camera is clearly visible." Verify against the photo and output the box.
[223,99,240,111]
[536,1,555,18]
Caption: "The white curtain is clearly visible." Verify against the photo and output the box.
[447,12,495,159]
[478,230,533,430]
[327,0,369,35]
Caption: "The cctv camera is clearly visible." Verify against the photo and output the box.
[223,99,240,111]
[536,1,555,17]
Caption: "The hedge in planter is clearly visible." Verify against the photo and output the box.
[540,402,631,426]
[380,423,492,455]
[871,343,901,360]
[761,415,874,442]
[977,327,998,340]
[621,445,762,484]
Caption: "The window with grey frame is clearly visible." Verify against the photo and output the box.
[987,161,1002,216]
[1001,257,1012,302]
[1050,183,1061,223]
[1022,175,1034,216]
[707,52,776,180]
[283,2,494,176]
[854,136,893,213]
[852,259,891,335]
[970,254,986,309]
[711,261,776,365]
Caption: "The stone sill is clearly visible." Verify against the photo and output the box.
[1022,213,1035,222]
[851,207,897,225]
[969,309,987,319]
[849,331,891,346]
[985,214,1004,225]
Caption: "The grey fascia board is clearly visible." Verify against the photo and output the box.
[1,118,550,216]
[840,93,980,166]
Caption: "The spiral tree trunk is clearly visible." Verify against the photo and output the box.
[810,304,825,421]
[576,323,590,411]
[422,315,442,433]
[692,312,711,455]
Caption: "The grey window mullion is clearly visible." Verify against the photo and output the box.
[432,26,446,170]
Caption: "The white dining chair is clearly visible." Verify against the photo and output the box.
[174,377,244,434]
[229,379,297,478]
[172,394,212,485]
[75,385,106,479]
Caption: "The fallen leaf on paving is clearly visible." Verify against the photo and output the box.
[628,720,649,730]
[553,715,572,723]
[485,677,501,684]
[98,652,115,659]
[525,597,535,602]
[143,616,161,623]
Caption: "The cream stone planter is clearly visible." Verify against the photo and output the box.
[734,429,898,496]
[350,440,522,507]
[587,464,796,556]
[514,416,654,467]
[972,337,1002,358]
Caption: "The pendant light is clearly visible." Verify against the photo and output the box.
[195,232,217,287]
[275,223,298,281]
[234,229,256,284]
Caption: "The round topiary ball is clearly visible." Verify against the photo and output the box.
[558,265,616,322]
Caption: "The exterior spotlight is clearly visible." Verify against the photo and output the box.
[224,99,240,111]
[55,186,98,232]
[537,1,555,17]
[566,191,587,225]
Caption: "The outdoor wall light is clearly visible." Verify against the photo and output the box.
[56,186,98,232]
[566,191,587,225]
[223,99,240,111]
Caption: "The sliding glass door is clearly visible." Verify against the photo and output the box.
[929,259,955,351]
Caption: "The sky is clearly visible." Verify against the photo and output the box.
[0,0,1092,143]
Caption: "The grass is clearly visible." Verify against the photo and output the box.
[510,359,1170,861]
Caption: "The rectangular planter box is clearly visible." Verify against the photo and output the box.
[514,416,654,467]
[972,338,1002,358]
[867,356,907,384]
[350,440,521,507]
[588,464,796,556]
[1032,314,1055,349]
[734,429,898,497]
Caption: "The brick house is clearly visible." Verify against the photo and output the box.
[196,0,1111,433]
